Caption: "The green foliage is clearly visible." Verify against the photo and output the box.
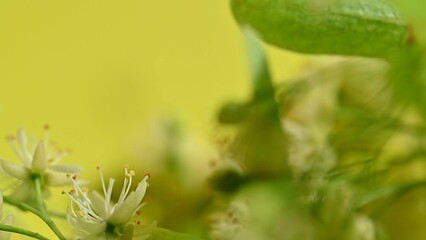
[218,30,289,177]
[231,0,409,58]
[216,0,426,239]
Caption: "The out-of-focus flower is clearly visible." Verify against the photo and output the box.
[65,166,149,238]
[210,200,249,240]
[353,214,376,240]
[0,128,81,201]
[0,192,14,240]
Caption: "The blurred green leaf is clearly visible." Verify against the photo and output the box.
[231,0,408,58]
[218,29,289,177]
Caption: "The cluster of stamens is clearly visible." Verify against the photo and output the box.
[64,166,149,225]
[64,174,103,223]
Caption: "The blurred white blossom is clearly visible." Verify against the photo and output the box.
[353,214,376,240]
[210,200,249,240]
[0,128,81,201]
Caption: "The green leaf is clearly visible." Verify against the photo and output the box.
[231,0,409,58]
[219,29,289,177]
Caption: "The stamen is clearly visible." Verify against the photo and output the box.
[64,166,150,227]
[117,167,133,205]
[69,175,91,203]
[17,129,30,160]
[65,190,103,222]
[97,167,108,197]
[7,139,25,164]
[43,125,50,147]
[51,150,68,164]
[106,178,115,212]
[6,135,15,141]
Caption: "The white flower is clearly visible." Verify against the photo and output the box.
[210,201,248,240]
[0,192,14,240]
[353,214,375,240]
[65,166,150,238]
[0,127,82,201]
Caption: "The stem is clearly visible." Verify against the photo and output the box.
[33,176,47,215]
[0,223,50,240]
[3,196,40,216]
[2,196,66,238]
[32,175,67,240]
[105,223,118,240]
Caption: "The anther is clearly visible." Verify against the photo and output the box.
[6,135,15,141]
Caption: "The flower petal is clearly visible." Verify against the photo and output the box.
[0,160,28,180]
[32,142,47,173]
[67,215,107,235]
[108,191,139,225]
[134,176,149,202]
[45,170,71,186]
[10,182,34,202]
[108,176,149,225]
[49,164,82,173]
[17,129,32,164]
[1,215,14,226]
[89,191,109,219]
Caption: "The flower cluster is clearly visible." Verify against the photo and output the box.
[64,166,150,238]
[0,128,154,239]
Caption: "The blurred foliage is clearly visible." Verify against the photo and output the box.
[203,1,426,240]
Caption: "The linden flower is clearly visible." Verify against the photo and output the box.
[0,192,14,240]
[0,128,81,201]
[65,167,150,238]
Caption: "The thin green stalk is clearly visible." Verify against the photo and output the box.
[33,175,67,240]
[0,223,50,240]
[3,196,40,216]
[33,176,47,215]
[3,196,66,240]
